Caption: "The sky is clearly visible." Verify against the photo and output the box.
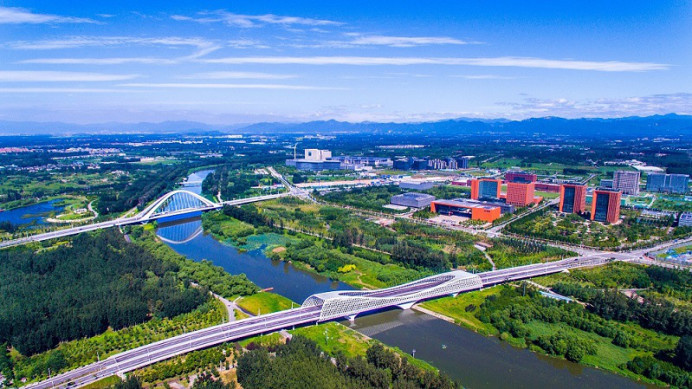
[0,0,690,124]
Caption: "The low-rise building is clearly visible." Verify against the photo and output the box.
[390,192,436,208]
[430,199,502,222]
[399,181,436,190]
[679,212,692,227]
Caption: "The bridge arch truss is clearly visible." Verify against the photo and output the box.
[303,270,483,321]
[137,190,217,220]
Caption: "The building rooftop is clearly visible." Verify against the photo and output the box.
[432,199,499,210]
[395,192,436,200]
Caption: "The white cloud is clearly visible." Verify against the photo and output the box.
[11,36,221,64]
[227,39,269,49]
[0,6,97,24]
[0,88,135,93]
[8,36,215,50]
[21,57,176,65]
[120,83,340,90]
[180,72,297,80]
[172,11,341,28]
[498,93,691,118]
[451,74,517,80]
[201,56,668,72]
[349,35,472,47]
[0,71,139,82]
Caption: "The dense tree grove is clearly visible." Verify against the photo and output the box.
[390,241,451,272]
[237,336,459,389]
[0,230,208,356]
[551,283,692,337]
[476,288,608,363]
[114,375,143,389]
[131,227,260,298]
[627,356,691,388]
[203,168,277,200]
[221,204,275,228]
[675,336,692,372]
[96,165,189,215]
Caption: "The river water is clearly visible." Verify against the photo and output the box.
[155,172,649,389]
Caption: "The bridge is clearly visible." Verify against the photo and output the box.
[0,190,288,249]
[26,254,612,389]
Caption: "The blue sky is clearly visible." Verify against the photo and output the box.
[0,1,690,124]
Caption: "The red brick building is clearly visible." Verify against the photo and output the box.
[559,183,587,214]
[590,188,622,223]
[506,181,537,207]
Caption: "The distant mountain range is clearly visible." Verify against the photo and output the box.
[0,114,690,137]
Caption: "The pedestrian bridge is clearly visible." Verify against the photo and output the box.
[303,270,483,321]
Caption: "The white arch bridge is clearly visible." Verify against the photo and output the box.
[0,189,287,249]
[136,190,221,221]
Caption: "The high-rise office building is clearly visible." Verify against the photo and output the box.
[470,178,502,200]
[559,183,587,214]
[613,170,640,195]
[646,173,689,194]
[506,180,536,207]
[591,188,622,223]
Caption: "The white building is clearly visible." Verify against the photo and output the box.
[304,149,332,161]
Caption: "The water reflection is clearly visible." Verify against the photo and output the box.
[0,199,65,228]
[157,219,352,303]
[347,309,650,389]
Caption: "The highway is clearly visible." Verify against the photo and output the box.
[26,253,619,389]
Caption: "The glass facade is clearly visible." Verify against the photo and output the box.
[562,186,575,213]
[593,193,610,222]
[478,181,499,199]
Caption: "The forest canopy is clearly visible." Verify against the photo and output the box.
[0,229,209,356]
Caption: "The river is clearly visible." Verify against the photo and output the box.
[156,171,649,389]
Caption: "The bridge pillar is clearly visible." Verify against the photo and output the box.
[396,302,415,310]
[450,292,459,298]
[346,314,357,322]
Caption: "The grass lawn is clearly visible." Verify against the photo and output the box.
[535,190,560,200]
[293,322,437,372]
[293,322,373,358]
[236,292,296,315]
[80,375,122,389]
[419,288,500,336]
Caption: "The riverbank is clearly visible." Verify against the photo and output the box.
[200,209,425,291]
[419,270,684,388]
